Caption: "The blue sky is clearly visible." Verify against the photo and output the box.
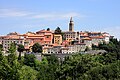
[0,0,120,39]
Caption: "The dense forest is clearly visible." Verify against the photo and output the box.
[0,38,120,80]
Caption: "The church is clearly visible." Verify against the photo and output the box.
[63,17,80,42]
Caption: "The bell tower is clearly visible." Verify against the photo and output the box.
[69,17,74,32]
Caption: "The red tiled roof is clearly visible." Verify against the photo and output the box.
[80,32,88,36]
[80,35,88,37]
[7,32,20,35]
[88,32,101,34]
[90,36,104,39]
[26,37,44,39]
[36,29,52,33]
[82,37,92,40]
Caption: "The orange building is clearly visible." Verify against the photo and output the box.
[36,29,53,44]
[20,30,53,51]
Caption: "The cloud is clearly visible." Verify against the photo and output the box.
[0,9,30,17]
[31,12,85,20]
[0,8,85,21]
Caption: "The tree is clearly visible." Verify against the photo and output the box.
[8,53,17,65]
[0,44,3,51]
[8,43,16,53]
[61,32,66,40]
[46,55,59,64]
[32,43,42,53]
[41,57,48,64]
[17,44,24,60]
[24,54,36,67]
[47,28,50,31]
[54,27,62,34]
[92,44,98,50]
[17,65,38,80]
[0,51,8,79]
[1,50,21,80]
[85,46,90,51]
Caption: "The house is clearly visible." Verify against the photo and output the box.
[36,29,53,44]
[80,31,89,39]
[0,32,24,51]
[67,43,86,54]
[102,32,110,43]
[90,36,104,46]
[20,30,53,51]
[63,31,79,42]
[53,34,62,45]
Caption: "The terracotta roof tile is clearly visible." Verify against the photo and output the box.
[90,36,104,39]
[36,29,52,33]
[82,37,92,40]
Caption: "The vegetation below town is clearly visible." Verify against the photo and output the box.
[0,38,120,80]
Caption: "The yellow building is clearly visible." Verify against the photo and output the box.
[54,34,62,45]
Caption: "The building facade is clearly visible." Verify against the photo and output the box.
[54,34,62,45]
[0,32,24,51]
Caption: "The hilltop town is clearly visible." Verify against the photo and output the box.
[0,17,112,54]
[1,0,120,79]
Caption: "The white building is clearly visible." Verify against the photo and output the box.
[67,43,86,54]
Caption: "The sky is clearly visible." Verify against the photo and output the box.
[0,0,120,39]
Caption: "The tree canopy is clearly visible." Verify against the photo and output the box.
[32,43,42,53]
[17,44,24,53]
[8,43,16,53]
[17,44,24,60]
[47,28,50,31]
[54,27,62,34]
[0,44,3,51]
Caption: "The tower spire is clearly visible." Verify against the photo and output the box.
[69,17,74,32]
[70,17,73,22]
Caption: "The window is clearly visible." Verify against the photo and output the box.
[20,41,22,43]
[46,36,49,38]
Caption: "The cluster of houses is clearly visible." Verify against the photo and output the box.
[0,17,111,54]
